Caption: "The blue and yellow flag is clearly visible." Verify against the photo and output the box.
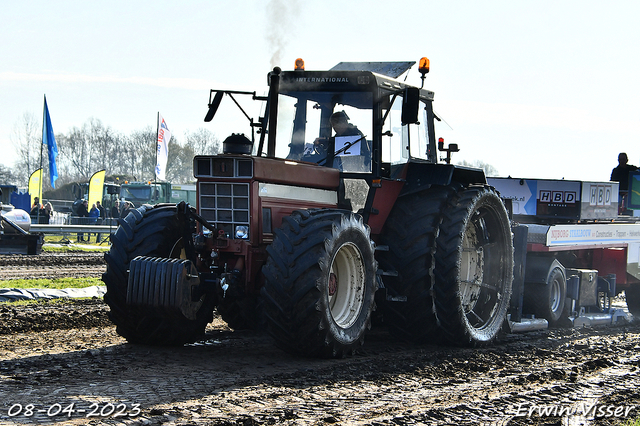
[43,96,58,188]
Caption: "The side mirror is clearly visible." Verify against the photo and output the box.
[401,87,420,125]
[204,91,224,122]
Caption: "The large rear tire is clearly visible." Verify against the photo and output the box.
[102,204,214,345]
[261,209,377,358]
[625,285,640,317]
[433,186,513,346]
[378,186,454,342]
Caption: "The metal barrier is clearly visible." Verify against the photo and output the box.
[30,224,117,234]
[29,222,118,244]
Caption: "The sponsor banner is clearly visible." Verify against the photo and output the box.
[546,223,640,246]
[28,168,43,207]
[580,181,618,219]
[489,178,618,220]
[88,170,106,208]
[488,177,581,218]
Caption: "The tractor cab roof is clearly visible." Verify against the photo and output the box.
[330,61,415,79]
[278,63,434,102]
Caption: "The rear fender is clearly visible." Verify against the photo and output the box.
[400,162,487,197]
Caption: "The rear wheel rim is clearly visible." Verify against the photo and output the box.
[550,275,562,313]
[328,242,366,329]
[459,208,508,332]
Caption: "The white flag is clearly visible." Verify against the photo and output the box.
[155,113,172,180]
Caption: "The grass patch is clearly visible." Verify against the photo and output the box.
[0,277,103,290]
[42,235,110,253]
[43,244,109,253]
[2,297,97,306]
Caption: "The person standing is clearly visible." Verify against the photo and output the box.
[30,197,43,223]
[76,199,89,242]
[96,201,106,221]
[611,152,638,214]
[96,201,106,243]
[110,200,120,219]
[42,202,54,224]
[611,152,637,191]
[89,203,99,224]
[31,197,41,211]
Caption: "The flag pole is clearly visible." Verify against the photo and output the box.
[154,111,159,187]
[37,95,46,223]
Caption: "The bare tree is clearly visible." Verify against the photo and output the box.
[0,164,18,186]
[10,112,41,185]
[57,119,127,182]
[12,119,222,189]
[184,128,221,156]
[126,126,157,181]
[165,139,195,184]
[59,126,91,180]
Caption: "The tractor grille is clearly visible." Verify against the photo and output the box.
[199,182,250,239]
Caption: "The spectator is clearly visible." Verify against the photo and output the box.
[611,152,638,214]
[89,203,99,224]
[77,199,89,219]
[76,199,89,242]
[611,152,637,191]
[96,201,106,222]
[110,200,120,219]
[95,200,106,243]
[120,201,134,218]
[31,196,41,210]
[41,202,54,224]
[88,203,100,242]
[30,197,43,223]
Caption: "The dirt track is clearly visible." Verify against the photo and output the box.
[1,254,640,425]
[0,252,106,281]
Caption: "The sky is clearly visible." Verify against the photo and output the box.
[2,0,640,183]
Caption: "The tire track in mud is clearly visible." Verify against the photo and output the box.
[1,253,640,425]
[0,322,639,425]
[0,253,106,281]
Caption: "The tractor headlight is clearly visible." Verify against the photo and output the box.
[235,225,249,239]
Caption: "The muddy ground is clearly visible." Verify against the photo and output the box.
[0,253,639,425]
[0,252,106,280]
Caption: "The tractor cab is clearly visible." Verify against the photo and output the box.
[203,59,445,224]
[261,60,437,178]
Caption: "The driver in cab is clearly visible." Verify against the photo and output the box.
[302,111,367,165]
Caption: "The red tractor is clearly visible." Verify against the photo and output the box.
[102,59,513,357]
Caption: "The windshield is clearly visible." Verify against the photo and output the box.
[381,95,431,164]
[273,91,373,173]
[120,186,151,201]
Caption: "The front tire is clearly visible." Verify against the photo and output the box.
[261,209,377,358]
[102,204,214,345]
[433,186,513,345]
